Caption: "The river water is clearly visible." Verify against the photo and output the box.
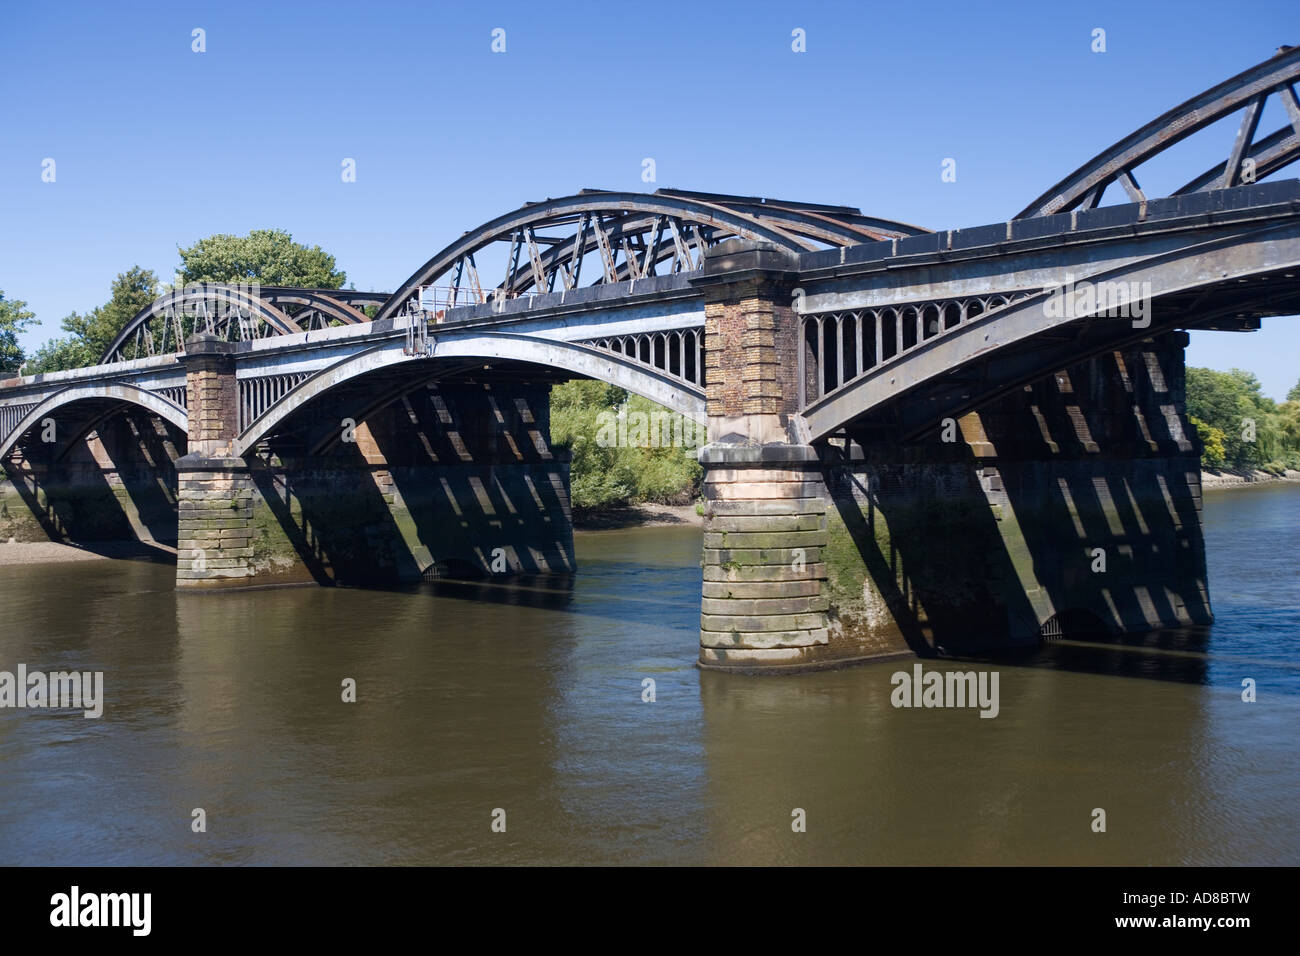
[1,484,1297,865]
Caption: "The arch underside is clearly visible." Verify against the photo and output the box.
[233,334,705,457]
[0,384,188,461]
[801,226,1300,442]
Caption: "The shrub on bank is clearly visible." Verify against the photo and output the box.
[550,381,702,510]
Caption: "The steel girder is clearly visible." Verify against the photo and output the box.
[1016,45,1300,219]
[800,217,1300,442]
[374,189,926,322]
[100,286,386,365]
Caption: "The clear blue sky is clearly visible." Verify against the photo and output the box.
[2,0,1297,397]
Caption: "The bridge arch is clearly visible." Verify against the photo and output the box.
[1016,45,1300,218]
[800,216,1300,440]
[100,286,390,365]
[0,382,187,460]
[232,332,706,456]
[376,190,927,322]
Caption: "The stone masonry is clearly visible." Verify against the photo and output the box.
[175,334,257,588]
[691,242,840,672]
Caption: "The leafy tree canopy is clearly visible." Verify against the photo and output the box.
[177,229,345,289]
[26,267,157,374]
[0,290,37,373]
[1187,366,1294,469]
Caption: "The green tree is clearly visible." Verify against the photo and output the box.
[1186,367,1267,467]
[551,380,637,508]
[1188,415,1226,467]
[26,267,158,373]
[550,380,702,509]
[0,290,37,373]
[1288,379,1300,403]
[1186,366,1300,470]
[25,337,93,374]
[177,229,345,288]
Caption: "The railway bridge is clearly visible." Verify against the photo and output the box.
[4,47,1300,670]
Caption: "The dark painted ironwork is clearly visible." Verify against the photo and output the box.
[1017,45,1300,218]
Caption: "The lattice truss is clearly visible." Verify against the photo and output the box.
[1018,45,1300,217]
[383,188,925,319]
[103,287,390,364]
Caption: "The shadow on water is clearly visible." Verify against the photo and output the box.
[957,625,1213,685]
[418,573,576,612]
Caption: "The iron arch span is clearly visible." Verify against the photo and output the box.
[232,333,706,457]
[0,383,188,461]
[800,217,1300,441]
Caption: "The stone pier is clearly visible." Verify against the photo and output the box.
[175,334,258,588]
[692,241,1212,672]
[691,242,840,671]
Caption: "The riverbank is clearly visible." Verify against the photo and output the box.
[572,502,703,530]
[0,540,176,565]
[1201,467,1300,489]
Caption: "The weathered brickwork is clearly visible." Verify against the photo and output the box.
[703,286,801,423]
[183,335,239,453]
[175,334,256,588]
[693,242,842,671]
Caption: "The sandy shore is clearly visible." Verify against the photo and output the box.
[0,540,176,566]
[1201,468,1300,489]
[573,502,703,530]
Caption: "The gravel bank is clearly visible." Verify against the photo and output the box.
[1201,468,1300,489]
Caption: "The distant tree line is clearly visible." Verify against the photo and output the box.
[0,229,345,375]
[1187,367,1300,472]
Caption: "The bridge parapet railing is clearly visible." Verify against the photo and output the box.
[238,372,312,433]
[580,327,705,389]
[799,292,1034,406]
[0,401,40,439]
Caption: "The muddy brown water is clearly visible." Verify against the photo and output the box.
[0,485,1296,864]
